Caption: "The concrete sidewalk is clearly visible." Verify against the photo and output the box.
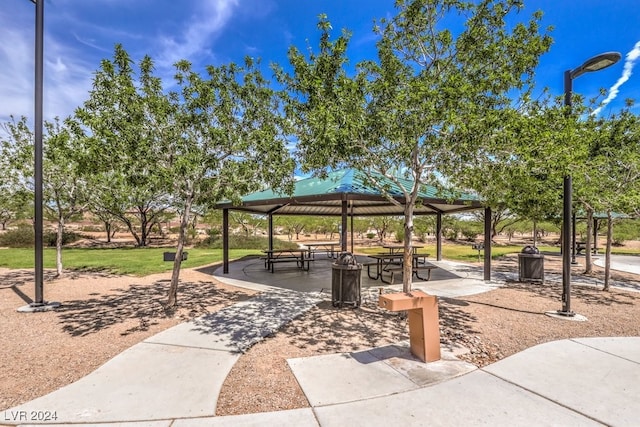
[4,259,640,426]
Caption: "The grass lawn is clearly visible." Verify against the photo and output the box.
[1,243,635,277]
[0,247,261,276]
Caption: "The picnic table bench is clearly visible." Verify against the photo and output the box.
[303,242,340,259]
[576,242,598,255]
[365,253,436,284]
[262,249,313,273]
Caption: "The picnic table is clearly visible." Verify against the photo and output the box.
[303,242,340,259]
[381,243,425,255]
[262,249,313,273]
[364,253,436,284]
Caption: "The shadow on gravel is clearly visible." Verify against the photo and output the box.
[508,280,639,306]
[268,296,481,355]
[55,279,251,337]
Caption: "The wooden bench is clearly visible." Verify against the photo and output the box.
[383,265,437,284]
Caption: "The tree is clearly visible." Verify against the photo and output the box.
[164,58,294,308]
[2,116,88,276]
[471,208,520,241]
[278,1,551,291]
[0,119,32,229]
[369,216,396,242]
[73,44,173,248]
[580,109,640,290]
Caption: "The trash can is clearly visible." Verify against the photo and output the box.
[163,251,188,262]
[331,252,362,307]
[518,246,544,284]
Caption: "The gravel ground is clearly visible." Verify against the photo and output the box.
[1,253,639,415]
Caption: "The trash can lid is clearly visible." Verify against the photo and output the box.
[521,245,540,254]
[334,252,358,265]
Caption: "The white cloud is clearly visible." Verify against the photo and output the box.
[0,4,95,123]
[593,41,640,116]
[155,0,240,69]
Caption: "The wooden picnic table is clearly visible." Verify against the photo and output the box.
[262,249,312,273]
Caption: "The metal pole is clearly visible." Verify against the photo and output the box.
[222,209,229,274]
[436,213,442,261]
[34,0,44,305]
[559,69,574,316]
[571,211,578,264]
[483,207,492,281]
[561,176,573,314]
[340,199,347,253]
[555,52,620,317]
[18,0,59,312]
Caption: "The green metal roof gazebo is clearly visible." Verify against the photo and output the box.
[216,168,482,217]
[216,168,492,279]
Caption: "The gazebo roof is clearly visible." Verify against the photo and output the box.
[216,169,483,216]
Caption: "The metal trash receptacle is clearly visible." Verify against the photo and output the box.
[163,251,188,262]
[518,246,544,283]
[331,252,362,307]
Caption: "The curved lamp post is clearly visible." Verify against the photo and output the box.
[559,51,621,317]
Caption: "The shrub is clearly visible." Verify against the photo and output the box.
[43,230,82,247]
[195,234,298,250]
[0,227,35,248]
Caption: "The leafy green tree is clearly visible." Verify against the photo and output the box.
[580,109,640,289]
[73,44,173,248]
[278,1,551,291]
[0,118,32,229]
[163,58,294,307]
[369,216,396,242]
[413,216,436,242]
[2,116,88,276]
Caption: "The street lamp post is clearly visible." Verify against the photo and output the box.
[559,51,621,317]
[18,0,59,312]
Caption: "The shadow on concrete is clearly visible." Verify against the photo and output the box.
[185,289,322,353]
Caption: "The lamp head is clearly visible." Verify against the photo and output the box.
[570,52,622,80]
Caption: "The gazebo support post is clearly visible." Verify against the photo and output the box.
[436,213,442,261]
[350,203,354,254]
[268,213,274,251]
[341,199,348,253]
[484,207,492,281]
[223,209,229,274]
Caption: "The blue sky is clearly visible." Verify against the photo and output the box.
[1,0,639,124]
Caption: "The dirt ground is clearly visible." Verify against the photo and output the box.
[1,247,640,416]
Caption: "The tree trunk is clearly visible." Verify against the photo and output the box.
[105,221,112,243]
[604,211,613,291]
[532,220,537,246]
[402,204,415,294]
[56,217,64,277]
[167,194,193,308]
[584,208,593,274]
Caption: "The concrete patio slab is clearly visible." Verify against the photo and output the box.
[8,342,236,423]
[146,289,322,353]
[572,336,640,363]
[483,338,640,426]
[313,369,603,427]
[172,408,319,426]
[288,343,476,407]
